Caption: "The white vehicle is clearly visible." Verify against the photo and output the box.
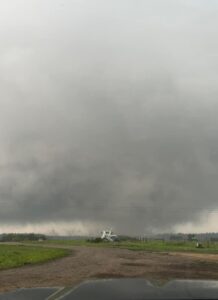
[101,229,118,242]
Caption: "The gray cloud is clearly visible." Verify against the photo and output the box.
[0,0,218,234]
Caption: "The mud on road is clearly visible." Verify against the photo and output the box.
[1,245,218,292]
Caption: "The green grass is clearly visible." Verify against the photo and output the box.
[1,240,218,271]
[35,239,218,254]
[0,244,70,270]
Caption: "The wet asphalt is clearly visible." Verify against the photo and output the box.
[0,279,218,300]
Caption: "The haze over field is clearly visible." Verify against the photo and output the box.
[0,0,218,235]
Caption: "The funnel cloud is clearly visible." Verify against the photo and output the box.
[0,0,218,234]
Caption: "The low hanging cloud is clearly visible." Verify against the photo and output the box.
[0,0,218,234]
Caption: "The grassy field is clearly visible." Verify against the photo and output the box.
[1,240,218,272]
[0,244,70,270]
[35,239,218,254]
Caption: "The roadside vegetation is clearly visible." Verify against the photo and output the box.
[0,233,46,242]
[28,239,218,254]
[0,244,70,270]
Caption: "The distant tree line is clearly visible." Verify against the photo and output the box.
[142,232,218,242]
[0,233,47,242]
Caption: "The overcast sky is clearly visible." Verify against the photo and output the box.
[0,0,218,235]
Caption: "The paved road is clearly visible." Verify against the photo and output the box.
[0,288,59,300]
[1,279,218,300]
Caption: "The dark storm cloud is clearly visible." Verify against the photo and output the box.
[0,0,218,234]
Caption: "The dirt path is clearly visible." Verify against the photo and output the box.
[0,246,218,292]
